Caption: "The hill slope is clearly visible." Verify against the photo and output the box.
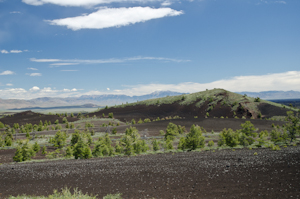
[88,89,297,122]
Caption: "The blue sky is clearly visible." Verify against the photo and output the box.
[0,0,299,99]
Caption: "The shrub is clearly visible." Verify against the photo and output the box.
[177,137,186,150]
[73,138,86,159]
[185,125,205,150]
[108,112,114,118]
[54,119,59,124]
[164,122,180,141]
[137,118,143,124]
[0,122,4,128]
[55,124,62,130]
[115,141,123,154]
[83,147,92,159]
[254,97,261,102]
[42,146,47,154]
[71,130,81,146]
[33,142,40,153]
[65,146,73,158]
[152,139,160,151]
[62,117,68,124]
[218,128,239,147]
[50,131,67,148]
[144,118,151,123]
[208,140,214,147]
[166,139,174,150]
[285,111,300,142]
[112,128,117,135]
[5,136,12,146]
[270,128,288,144]
[13,146,23,162]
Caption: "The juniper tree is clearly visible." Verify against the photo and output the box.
[33,142,41,153]
[185,125,205,150]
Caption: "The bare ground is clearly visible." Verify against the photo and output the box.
[0,146,299,199]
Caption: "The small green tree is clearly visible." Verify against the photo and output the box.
[177,137,186,150]
[13,146,23,162]
[33,142,41,153]
[4,135,12,146]
[108,112,114,118]
[73,138,85,159]
[71,130,81,146]
[185,125,205,150]
[21,142,35,161]
[166,139,174,150]
[115,141,123,154]
[42,146,47,154]
[131,119,136,125]
[50,131,67,148]
[152,139,160,151]
[218,128,239,147]
[92,142,103,157]
[164,123,179,141]
[137,119,143,124]
[112,128,117,135]
[208,140,214,147]
[54,119,59,124]
[83,147,92,159]
[13,123,19,129]
[285,111,300,142]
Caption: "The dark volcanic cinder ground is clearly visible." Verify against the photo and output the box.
[1,146,300,199]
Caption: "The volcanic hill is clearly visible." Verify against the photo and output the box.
[87,88,297,122]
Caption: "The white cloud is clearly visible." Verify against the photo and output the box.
[46,7,183,30]
[30,86,40,91]
[1,50,9,54]
[26,73,42,76]
[161,0,172,6]
[22,0,163,7]
[30,58,62,62]
[10,11,22,14]
[0,70,15,75]
[71,88,77,91]
[50,63,79,66]
[6,83,13,86]
[10,50,23,53]
[27,67,38,70]
[30,56,190,65]
[107,88,110,91]
[275,1,286,4]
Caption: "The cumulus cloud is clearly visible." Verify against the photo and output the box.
[0,70,15,75]
[161,0,172,6]
[46,7,183,30]
[22,0,163,7]
[26,73,42,76]
[6,83,13,86]
[27,67,38,70]
[10,50,22,53]
[30,86,40,91]
[1,50,9,54]
[30,56,190,65]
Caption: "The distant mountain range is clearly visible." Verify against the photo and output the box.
[1,90,300,110]
[0,91,184,110]
[237,91,300,100]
